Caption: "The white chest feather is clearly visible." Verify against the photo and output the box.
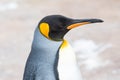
[58,40,83,80]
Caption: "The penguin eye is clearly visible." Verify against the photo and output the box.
[52,23,64,31]
[56,23,67,30]
[59,17,71,27]
[53,25,63,31]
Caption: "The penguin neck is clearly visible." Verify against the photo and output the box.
[31,27,64,79]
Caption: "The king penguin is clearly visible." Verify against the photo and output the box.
[23,15,103,80]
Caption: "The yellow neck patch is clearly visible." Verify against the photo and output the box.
[60,40,68,49]
[39,23,50,39]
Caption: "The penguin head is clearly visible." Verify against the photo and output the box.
[39,15,103,41]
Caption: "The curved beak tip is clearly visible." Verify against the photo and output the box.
[90,19,104,23]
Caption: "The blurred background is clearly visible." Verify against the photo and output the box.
[0,0,120,80]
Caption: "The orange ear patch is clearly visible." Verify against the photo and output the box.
[39,23,50,39]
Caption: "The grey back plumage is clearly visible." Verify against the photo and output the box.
[23,27,62,80]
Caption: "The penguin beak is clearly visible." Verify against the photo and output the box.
[67,19,103,29]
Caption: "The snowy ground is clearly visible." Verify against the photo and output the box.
[0,0,120,80]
